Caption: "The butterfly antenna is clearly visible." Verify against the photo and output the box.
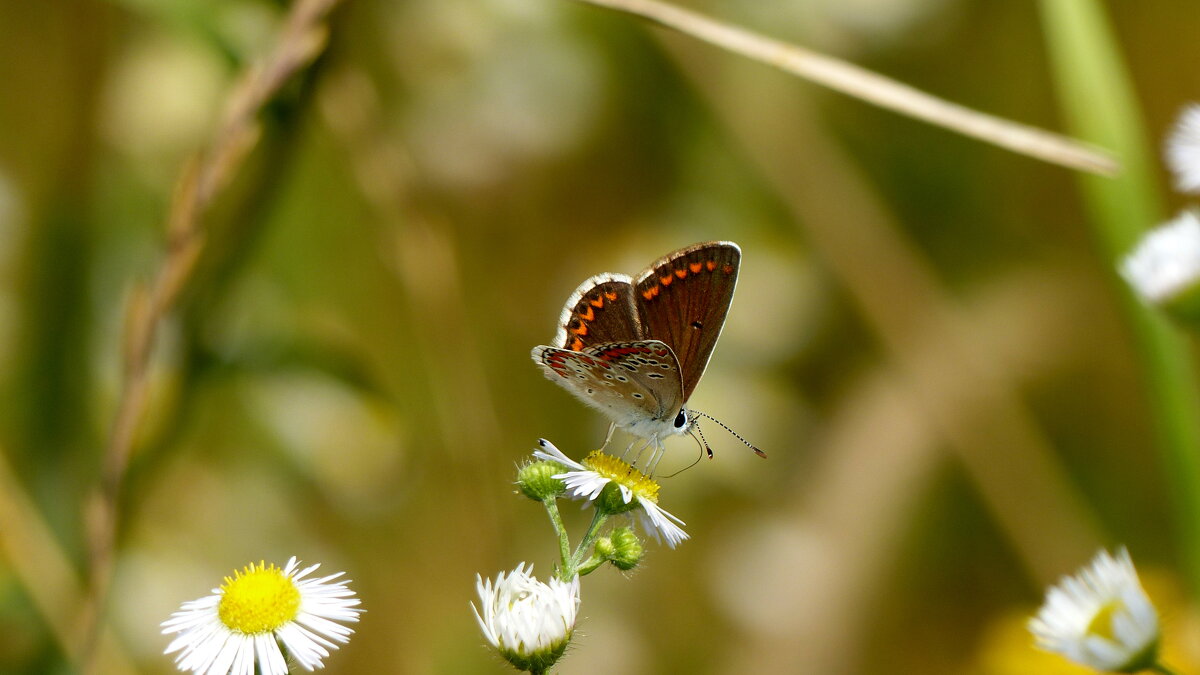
[693,419,715,459]
[694,410,767,458]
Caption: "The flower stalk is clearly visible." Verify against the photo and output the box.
[474,439,690,671]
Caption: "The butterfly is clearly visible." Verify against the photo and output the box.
[532,241,762,466]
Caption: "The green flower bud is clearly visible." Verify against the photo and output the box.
[594,481,639,516]
[608,526,644,571]
[516,460,566,501]
[593,535,615,560]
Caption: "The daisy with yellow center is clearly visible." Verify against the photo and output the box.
[534,439,688,548]
[162,557,362,675]
[1028,548,1164,673]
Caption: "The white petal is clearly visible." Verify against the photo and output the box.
[555,470,612,502]
[472,563,579,659]
[1121,210,1200,302]
[1167,103,1200,193]
[636,500,689,548]
[533,439,586,470]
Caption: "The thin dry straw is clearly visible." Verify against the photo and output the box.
[79,1,344,671]
[569,0,1119,176]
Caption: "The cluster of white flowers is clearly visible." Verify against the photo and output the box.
[468,439,694,672]
[1122,104,1200,315]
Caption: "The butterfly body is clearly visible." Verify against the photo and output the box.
[532,241,740,450]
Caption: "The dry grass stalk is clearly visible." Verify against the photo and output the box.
[80,1,345,671]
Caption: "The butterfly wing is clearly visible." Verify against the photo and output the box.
[531,340,685,435]
[634,241,740,401]
[551,273,644,352]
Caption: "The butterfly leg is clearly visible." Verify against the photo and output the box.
[627,437,655,468]
[599,422,618,451]
[646,436,668,475]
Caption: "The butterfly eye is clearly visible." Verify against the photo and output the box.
[673,410,688,429]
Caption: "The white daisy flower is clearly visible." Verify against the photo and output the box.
[1028,548,1161,673]
[533,439,689,548]
[162,557,363,674]
[472,563,580,673]
[1120,210,1200,305]
[1166,103,1200,193]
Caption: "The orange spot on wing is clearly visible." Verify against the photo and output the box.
[642,286,660,300]
[706,260,717,271]
[689,262,703,273]
[590,297,604,308]
[571,323,589,336]
[675,269,687,279]
[605,291,618,301]
[579,306,595,321]
[660,275,673,286]
[570,337,584,351]
[722,264,734,274]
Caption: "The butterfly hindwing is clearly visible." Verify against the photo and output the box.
[532,340,685,429]
[552,273,644,352]
[634,241,740,401]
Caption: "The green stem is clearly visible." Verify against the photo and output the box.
[274,638,293,675]
[1148,663,1180,675]
[575,555,608,577]
[1039,0,1200,596]
[543,498,572,576]
[567,509,609,577]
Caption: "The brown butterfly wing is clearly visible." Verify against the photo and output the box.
[552,273,644,352]
[633,241,740,401]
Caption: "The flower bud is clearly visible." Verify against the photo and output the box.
[608,526,644,571]
[473,564,580,673]
[516,460,566,501]
[594,481,639,516]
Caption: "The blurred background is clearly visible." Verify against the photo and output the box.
[1,0,1199,672]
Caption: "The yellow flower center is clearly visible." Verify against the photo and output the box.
[217,561,301,635]
[582,450,661,502]
[1086,599,1122,641]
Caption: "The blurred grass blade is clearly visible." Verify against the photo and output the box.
[1040,0,1200,595]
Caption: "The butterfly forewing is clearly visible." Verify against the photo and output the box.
[634,241,740,401]
[553,273,644,352]
[532,340,685,428]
